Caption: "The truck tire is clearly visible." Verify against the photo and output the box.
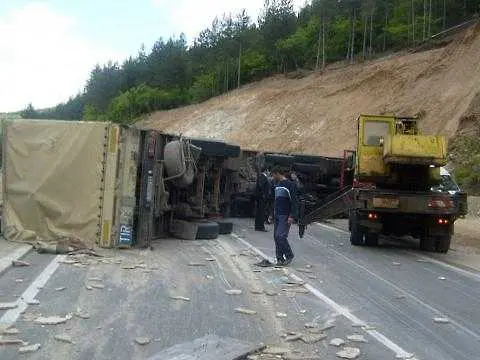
[365,233,379,247]
[420,235,435,252]
[349,211,364,246]
[434,235,451,253]
[216,220,233,235]
[195,221,220,240]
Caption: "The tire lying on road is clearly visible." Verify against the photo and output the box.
[216,220,233,235]
[195,221,220,240]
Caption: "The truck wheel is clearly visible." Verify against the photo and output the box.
[420,235,435,252]
[365,233,379,246]
[216,220,233,235]
[434,235,451,253]
[349,211,364,246]
[195,221,220,240]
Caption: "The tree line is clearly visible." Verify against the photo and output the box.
[21,0,480,123]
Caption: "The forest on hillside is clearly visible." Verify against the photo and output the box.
[21,0,479,123]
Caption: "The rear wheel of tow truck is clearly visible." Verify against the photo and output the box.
[349,211,364,246]
[434,235,451,253]
[364,233,379,247]
[420,235,435,252]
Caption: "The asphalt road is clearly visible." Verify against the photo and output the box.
[0,219,479,360]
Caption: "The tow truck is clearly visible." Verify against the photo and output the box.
[299,114,468,253]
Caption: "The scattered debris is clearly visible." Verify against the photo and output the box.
[135,337,151,345]
[35,314,72,325]
[392,262,401,266]
[169,296,190,301]
[74,308,91,319]
[296,268,314,274]
[18,343,41,354]
[283,354,322,360]
[330,338,345,347]
[263,347,290,355]
[188,262,206,267]
[433,317,450,324]
[225,289,243,295]
[321,320,336,331]
[438,276,446,281]
[252,269,262,273]
[285,333,303,342]
[300,333,327,344]
[122,265,136,270]
[305,264,313,269]
[283,288,310,294]
[264,290,277,296]
[299,309,307,314]
[206,275,214,280]
[234,307,257,315]
[85,285,93,290]
[2,327,20,335]
[12,260,30,267]
[283,278,305,285]
[276,312,287,318]
[205,258,216,262]
[249,288,264,294]
[0,303,18,310]
[27,299,40,305]
[91,284,105,289]
[336,347,361,359]
[55,287,66,291]
[0,339,24,345]
[347,334,367,343]
[304,322,317,329]
[55,333,75,344]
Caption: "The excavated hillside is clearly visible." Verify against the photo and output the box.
[139,23,480,157]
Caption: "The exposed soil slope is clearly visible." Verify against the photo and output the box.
[139,24,480,157]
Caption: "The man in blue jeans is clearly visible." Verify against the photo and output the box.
[255,166,298,267]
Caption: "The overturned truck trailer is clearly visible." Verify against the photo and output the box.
[1,120,244,248]
[1,120,349,249]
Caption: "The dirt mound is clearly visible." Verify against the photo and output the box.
[139,23,480,157]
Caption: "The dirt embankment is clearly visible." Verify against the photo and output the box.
[139,23,480,157]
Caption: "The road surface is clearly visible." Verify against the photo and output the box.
[1,219,479,359]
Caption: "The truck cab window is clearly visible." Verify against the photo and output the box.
[364,121,389,146]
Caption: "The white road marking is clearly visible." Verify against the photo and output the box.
[316,222,480,282]
[315,222,350,235]
[0,255,64,326]
[304,232,480,342]
[231,233,414,358]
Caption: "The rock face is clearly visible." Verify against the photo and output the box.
[139,25,480,157]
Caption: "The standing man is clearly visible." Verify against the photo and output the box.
[254,167,271,232]
[256,166,298,267]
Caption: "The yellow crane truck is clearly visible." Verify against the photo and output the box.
[298,114,468,253]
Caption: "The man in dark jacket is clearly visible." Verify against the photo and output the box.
[256,166,298,267]
[254,167,271,231]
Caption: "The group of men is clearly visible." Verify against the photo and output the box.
[253,166,299,267]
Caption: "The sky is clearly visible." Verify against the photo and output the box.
[0,0,306,113]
